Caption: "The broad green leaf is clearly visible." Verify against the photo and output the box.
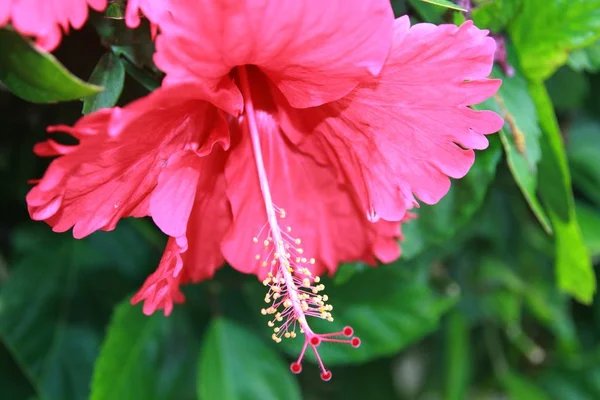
[566,117,600,207]
[576,203,600,260]
[489,65,552,233]
[418,0,466,12]
[198,318,301,400]
[568,40,600,72]
[90,301,199,400]
[508,0,600,80]
[82,52,125,114]
[0,228,104,400]
[472,0,521,32]
[0,29,102,103]
[253,266,458,366]
[401,135,502,259]
[0,223,159,400]
[529,82,595,304]
[500,372,550,400]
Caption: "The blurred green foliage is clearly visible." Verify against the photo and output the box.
[1,0,600,399]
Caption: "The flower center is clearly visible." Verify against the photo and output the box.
[238,66,360,381]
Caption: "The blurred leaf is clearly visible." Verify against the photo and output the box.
[0,230,103,400]
[401,135,502,259]
[525,282,580,354]
[500,372,550,400]
[418,0,466,11]
[538,348,600,399]
[576,203,600,260]
[472,0,521,32]
[90,300,198,400]
[82,52,125,114]
[0,344,35,400]
[104,2,125,19]
[489,64,552,234]
[508,0,600,80]
[568,40,600,72]
[546,67,589,111]
[529,82,595,304]
[0,222,159,400]
[0,29,102,103]
[198,318,301,400]
[567,117,600,207]
[257,267,459,366]
[444,312,470,400]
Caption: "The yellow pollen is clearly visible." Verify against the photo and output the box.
[262,261,268,267]
[268,321,274,327]
[274,327,280,333]
[322,295,328,301]
[295,238,301,245]
[314,276,321,283]
[263,240,269,246]
[302,278,310,287]
[301,257,307,263]
[297,248,303,254]
[286,226,292,232]
[255,254,261,260]
[253,237,258,243]
[310,258,316,264]
[290,332,297,338]
[284,332,291,338]
[261,308,267,315]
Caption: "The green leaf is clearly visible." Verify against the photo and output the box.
[418,0,466,11]
[255,266,458,366]
[0,222,159,400]
[508,0,600,80]
[444,312,470,400]
[472,0,521,32]
[407,0,446,23]
[568,39,600,72]
[90,300,199,400]
[198,318,301,400]
[567,117,600,207]
[0,29,102,103]
[82,52,125,114]
[576,203,600,260]
[489,65,552,233]
[529,82,595,304]
[500,372,550,400]
[0,229,103,400]
[546,67,589,111]
[401,135,502,259]
[538,348,600,399]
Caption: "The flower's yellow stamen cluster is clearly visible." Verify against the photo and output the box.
[253,209,334,343]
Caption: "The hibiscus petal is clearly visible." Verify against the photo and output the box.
[26,84,229,239]
[10,0,108,51]
[131,238,186,316]
[286,18,504,222]
[154,0,394,108]
[222,108,401,280]
[151,151,201,238]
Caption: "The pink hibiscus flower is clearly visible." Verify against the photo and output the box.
[27,0,503,379]
[0,0,164,50]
